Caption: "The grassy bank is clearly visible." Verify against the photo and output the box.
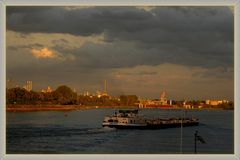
[6,104,232,112]
[6,104,138,112]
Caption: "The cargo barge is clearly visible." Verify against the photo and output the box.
[102,109,199,129]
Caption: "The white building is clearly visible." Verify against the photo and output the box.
[23,81,32,92]
[205,99,228,106]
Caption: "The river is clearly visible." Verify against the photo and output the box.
[6,109,234,154]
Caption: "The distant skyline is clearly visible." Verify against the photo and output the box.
[6,6,234,100]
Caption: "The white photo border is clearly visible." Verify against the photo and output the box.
[0,0,239,160]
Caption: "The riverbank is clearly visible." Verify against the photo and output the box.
[6,104,232,112]
[6,104,138,112]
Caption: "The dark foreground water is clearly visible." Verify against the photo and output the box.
[6,109,234,154]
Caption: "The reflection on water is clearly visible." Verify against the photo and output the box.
[6,109,234,154]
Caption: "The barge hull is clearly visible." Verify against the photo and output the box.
[102,122,199,129]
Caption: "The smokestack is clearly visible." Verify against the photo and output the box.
[104,80,107,94]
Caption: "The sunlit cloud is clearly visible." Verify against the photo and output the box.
[31,48,56,58]
[31,47,76,61]
[7,30,106,50]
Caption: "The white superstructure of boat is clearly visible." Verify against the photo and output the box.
[102,109,199,129]
[102,110,147,128]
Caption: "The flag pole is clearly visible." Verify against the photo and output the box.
[194,130,198,154]
[180,109,183,153]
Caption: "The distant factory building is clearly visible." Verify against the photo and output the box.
[102,80,108,96]
[23,81,32,92]
[138,91,172,108]
[83,91,90,96]
[183,101,192,109]
[205,99,228,106]
[82,80,109,98]
[41,86,53,93]
[96,80,108,97]
[73,88,76,93]
[160,91,168,105]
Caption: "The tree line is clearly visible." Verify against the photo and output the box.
[6,85,139,106]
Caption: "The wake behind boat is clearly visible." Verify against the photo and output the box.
[102,109,199,129]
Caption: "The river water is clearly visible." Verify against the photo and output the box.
[6,109,234,154]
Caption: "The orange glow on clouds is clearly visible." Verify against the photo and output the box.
[31,48,56,58]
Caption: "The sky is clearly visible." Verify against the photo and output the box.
[6,6,234,100]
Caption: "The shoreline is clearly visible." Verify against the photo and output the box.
[6,104,232,112]
[6,104,138,112]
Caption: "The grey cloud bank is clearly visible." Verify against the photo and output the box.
[7,6,233,69]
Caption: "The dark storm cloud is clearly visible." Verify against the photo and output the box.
[7,6,233,39]
[7,6,234,69]
[51,39,232,69]
[7,7,152,35]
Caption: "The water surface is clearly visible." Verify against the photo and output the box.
[6,109,234,154]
